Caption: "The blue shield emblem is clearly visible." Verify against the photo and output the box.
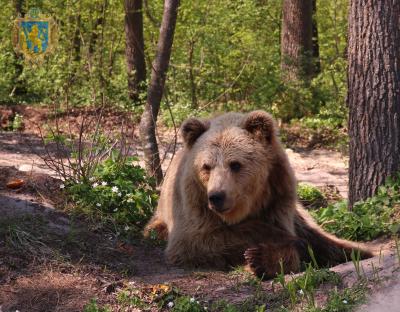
[12,8,57,64]
[20,21,49,54]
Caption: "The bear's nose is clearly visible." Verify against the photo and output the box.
[208,191,226,212]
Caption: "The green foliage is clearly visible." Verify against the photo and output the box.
[313,174,400,241]
[307,283,367,312]
[116,289,147,309]
[83,299,111,312]
[275,264,341,310]
[1,0,349,125]
[65,154,158,234]
[298,183,325,204]
[171,296,204,312]
[12,113,23,131]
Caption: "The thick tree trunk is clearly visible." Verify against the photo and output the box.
[348,1,400,207]
[281,0,315,82]
[312,0,320,74]
[139,0,179,185]
[124,0,146,104]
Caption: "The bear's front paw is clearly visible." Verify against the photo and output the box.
[244,247,270,279]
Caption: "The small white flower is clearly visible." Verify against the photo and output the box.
[298,289,304,295]
[127,198,133,203]
[118,192,122,197]
[204,307,208,311]
[124,225,130,231]
[96,203,101,207]
[102,181,107,186]
[197,301,200,304]
[167,302,174,308]
[342,300,348,304]
[59,184,65,189]
[92,182,99,188]
[113,208,118,212]
[190,298,195,303]
[112,186,119,193]
[89,177,96,181]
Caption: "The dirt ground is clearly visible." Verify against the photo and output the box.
[0,105,397,311]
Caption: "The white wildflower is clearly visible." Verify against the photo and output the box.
[190,297,195,303]
[96,203,101,207]
[342,300,348,304]
[101,181,107,186]
[298,289,304,295]
[167,301,174,308]
[113,208,118,212]
[127,198,133,203]
[124,225,130,231]
[112,186,119,193]
[92,182,99,188]
[118,192,122,197]
[59,184,65,189]
[89,177,95,181]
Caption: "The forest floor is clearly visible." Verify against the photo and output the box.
[0,105,399,311]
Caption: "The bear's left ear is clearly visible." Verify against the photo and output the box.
[181,117,210,148]
[242,110,276,143]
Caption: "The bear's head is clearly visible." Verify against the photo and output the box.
[181,110,293,225]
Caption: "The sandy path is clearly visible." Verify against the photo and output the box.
[0,131,349,198]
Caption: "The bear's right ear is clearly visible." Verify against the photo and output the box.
[181,118,210,148]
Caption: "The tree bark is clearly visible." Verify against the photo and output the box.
[312,0,320,74]
[124,0,146,104]
[348,0,400,207]
[281,0,315,82]
[73,13,81,62]
[139,0,179,185]
[11,0,26,97]
[88,8,104,58]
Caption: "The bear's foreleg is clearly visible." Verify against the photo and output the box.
[244,240,302,279]
[143,216,168,240]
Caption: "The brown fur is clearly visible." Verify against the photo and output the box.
[145,111,374,279]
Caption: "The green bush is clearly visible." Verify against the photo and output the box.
[171,296,204,312]
[83,299,111,312]
[297,183,327,209]
[65,154,158,233]
[312,175,400,241]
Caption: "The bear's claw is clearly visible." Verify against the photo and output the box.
[244,247,268,279]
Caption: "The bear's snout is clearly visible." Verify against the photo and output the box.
[208,191,227,212]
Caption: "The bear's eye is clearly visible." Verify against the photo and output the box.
[202,163,211,172]
[229,161,242,172]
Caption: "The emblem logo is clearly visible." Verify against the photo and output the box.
[12,8,57,65]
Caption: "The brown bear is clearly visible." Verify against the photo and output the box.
[145,110,373,278]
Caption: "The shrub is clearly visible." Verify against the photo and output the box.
[297,183,327,209]
[312,174,400,241]
[65,153,158,234]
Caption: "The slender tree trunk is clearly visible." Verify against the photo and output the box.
[11,0,26,97]
[73,13,81,62]
[312,0,320,74]
[348,0,400,207]
[139,0,179,184]
[188,39,197,109]
[124,0,146,104]
[88,9,104,58]
[281,0,315,82]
